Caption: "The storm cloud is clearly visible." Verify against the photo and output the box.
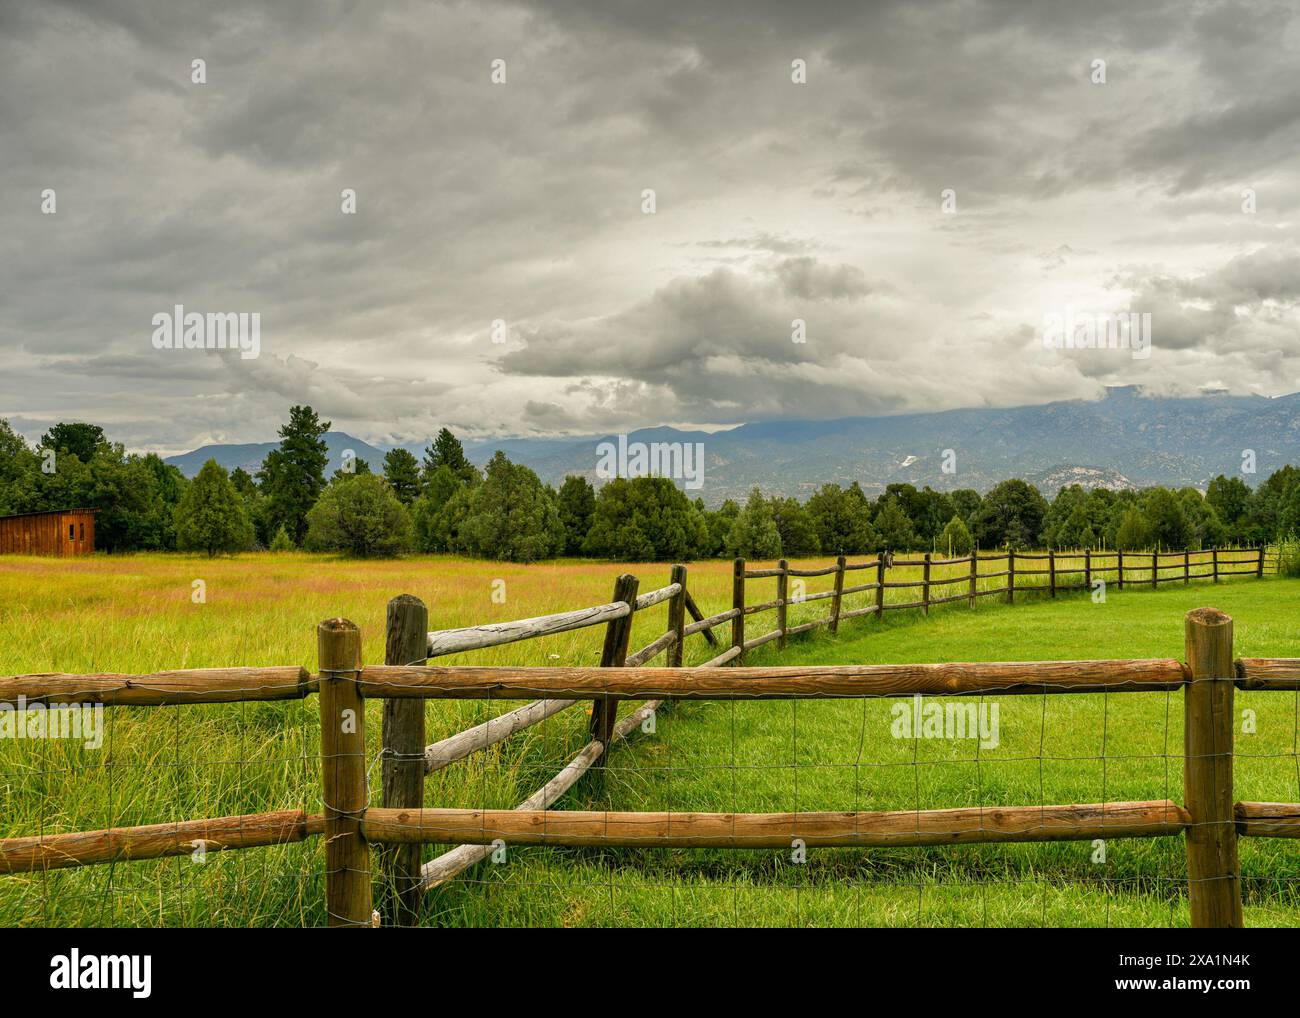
[1,0,1297,453]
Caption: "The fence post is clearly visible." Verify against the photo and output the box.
[732,558,746,661]
[1084,548,1091,592]
[1153,551,1159,588]
[318,618,371,928]
[1212,548,1219,583]
[667,564,687,667]
[1185,550,1190,585]
[379,595,427,927]
[776,559,789,650]
[591,573,638,766]
[921,553,931,615]
[1007,550,1015,604]
[1257,545,1265,578]
[875,555,885,619]
[1183,608,1244,928]
[967,551,977,609]
[829,555,846,634]
[1048,549,1056,598]
[1117,550,1124,589]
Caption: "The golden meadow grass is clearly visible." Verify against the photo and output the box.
[1,551,1296,926]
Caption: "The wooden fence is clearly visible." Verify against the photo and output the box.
[0,545,1289,929]
[726,546,1267,659]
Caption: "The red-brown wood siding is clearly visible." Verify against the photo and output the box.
[0,510,97,556]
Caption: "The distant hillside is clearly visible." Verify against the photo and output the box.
[165,388,1300,504]
[164,432,386,479]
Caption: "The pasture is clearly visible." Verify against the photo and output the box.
[0,551,1296,927]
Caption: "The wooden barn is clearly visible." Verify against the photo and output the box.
[0,508,98,556]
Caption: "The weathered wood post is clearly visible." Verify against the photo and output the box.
[1212,547,1219,583]
[732,558,746,661]
[1183,607,1244,928]
[318,618,371,928]
[1048,549,1056,598]
[684,590,718,648]
[921,553,931,616]
[1256,546,1265,578]
[590,574,638,766]
[1152,551,1159,588]
[875,554,886,618]
[667,564,687,668]
[967,551,977,609]
[379,594,427,927]
[776,559,789,650]
[1084,548,1092,592]
[1184,549,1191,585]
[1117,549,1125,589]
[1007,550,1015,605]
[829,555,847,634]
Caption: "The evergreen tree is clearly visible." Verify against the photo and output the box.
[970,479,1047,550]
[556,475,596,555]
[304,474,413,557]
[805,483,876,554]
[330,457,371,483]
[40,422,106,464]
[702,499,740,557]
[726,488,782,559]
[770,496,820,556]
[258,405,331,545]
[1206,475,1250,540]
[584,477,709,561]
[423,428,478,485]
[174,459,254,557]
[1142,488,1189,549]
[454,451,564,562]
[410,465,467,552]
[1115,508,1152,550]
[874,496,918,551]
[1055,504,1096,549]
[937,514,973,556]
[382,449,423,506]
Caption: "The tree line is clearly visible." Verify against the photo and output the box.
[2,408,1297,560]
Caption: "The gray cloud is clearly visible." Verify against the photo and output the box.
[1,0,1298,453]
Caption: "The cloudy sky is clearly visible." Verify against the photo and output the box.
[2,0,1298,455]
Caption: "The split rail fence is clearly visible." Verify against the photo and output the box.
[0,544,1291,928]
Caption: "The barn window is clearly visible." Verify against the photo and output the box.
[69,524,75,540]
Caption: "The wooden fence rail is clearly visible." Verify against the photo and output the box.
[0,544,1287,930]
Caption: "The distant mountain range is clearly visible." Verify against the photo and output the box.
[164,387,1300,505]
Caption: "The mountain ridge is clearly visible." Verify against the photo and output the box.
[162,389,1300,504]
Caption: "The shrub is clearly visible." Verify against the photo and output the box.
[304,474,413,557]
[174,459,254,557]
[268,526,295,552]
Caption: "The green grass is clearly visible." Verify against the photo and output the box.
[1,553,1296,927]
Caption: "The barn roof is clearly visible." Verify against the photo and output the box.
[0,508,100,520]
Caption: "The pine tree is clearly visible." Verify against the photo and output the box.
[257,405,330,545]
[174,460,254,557]
[726,488,783,559]
[556,475,596,555]
[1115,508,1151,551]
[423,428,478,485]
[382,448,422,505]
[874,496,918,551]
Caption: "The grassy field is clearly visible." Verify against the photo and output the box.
[0,550,1296,927]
